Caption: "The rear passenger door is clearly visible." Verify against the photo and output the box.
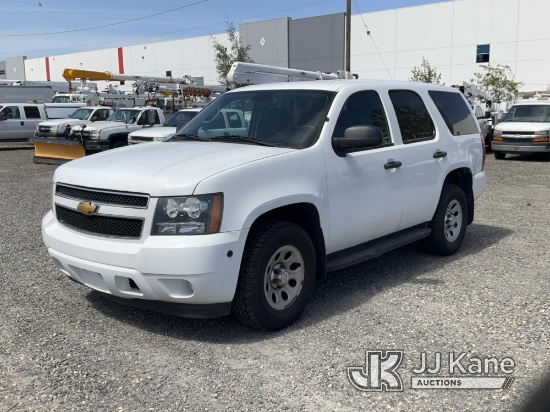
[23,105,43,137]
[387,90,445,231]
[0,105,23,139]
[324,89,405,252]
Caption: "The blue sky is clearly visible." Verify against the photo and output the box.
[0,0,445,60]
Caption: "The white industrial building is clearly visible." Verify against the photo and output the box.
[3,0,549,92]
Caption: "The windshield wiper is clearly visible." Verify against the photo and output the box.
[170,133,210,142]
[209,135,277,147]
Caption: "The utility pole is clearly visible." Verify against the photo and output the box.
[345,0,351,71]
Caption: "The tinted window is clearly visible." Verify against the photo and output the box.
[333,91,391,145]
[502,104,550,123]
[429,91,480,136]
[389,90,434,143]
[476,44,490,63]
[24,106,41,119]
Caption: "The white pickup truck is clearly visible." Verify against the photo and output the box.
[0,102,87,140]
[69,106,165,151]
[35,106,114,139]
[128,108,202,144]
[41,80,486,330]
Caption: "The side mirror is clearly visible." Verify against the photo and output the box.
[0,115,6,121]
[484,111,491,119]
[332,125,384,157]
[90,115,98,122]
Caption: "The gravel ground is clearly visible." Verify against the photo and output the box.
[0,149,548,412]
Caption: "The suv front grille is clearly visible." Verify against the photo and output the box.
[55,205,143,238]
[56,184,149,208]
[38,125,52,133]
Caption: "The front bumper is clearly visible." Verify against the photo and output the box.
[472,171,486,201]
[83,139,110,151]
[491,141,550,154]
[42,211,248,316]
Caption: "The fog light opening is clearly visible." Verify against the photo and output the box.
[129,278,140,291]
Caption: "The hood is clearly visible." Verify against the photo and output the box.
[40,118,88,126]
[71,121,123,132]
[54,141,294,196]
[495,122,550,132]
[129,126,176,139]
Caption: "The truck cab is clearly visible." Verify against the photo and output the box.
[36,106,114,139]
[69,106,165,151]
[128,108,201,144]
[0,103,46,140]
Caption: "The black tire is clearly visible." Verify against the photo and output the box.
[232,220,316,331]
[111,140,127,149]
[494,151,506,159]
[424,184,468,256]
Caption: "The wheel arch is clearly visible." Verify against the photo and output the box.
[443,167,474,225]
[248,202,327,281]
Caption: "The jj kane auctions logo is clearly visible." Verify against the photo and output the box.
[347,350,515,391]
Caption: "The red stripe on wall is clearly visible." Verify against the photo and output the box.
[118,47,124,74]
[45,57,50,81]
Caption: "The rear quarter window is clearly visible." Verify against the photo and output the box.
[429,91,480,136]
[24,106,41,119]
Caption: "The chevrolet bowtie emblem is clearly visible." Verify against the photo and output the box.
[76,201,99,215]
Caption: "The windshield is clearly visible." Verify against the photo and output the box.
[173,90,334,149]
[502,104,550,123]
[52,95,70,103]
[107,109,141,123]
[69,108,93,120]
[164,110,199,128]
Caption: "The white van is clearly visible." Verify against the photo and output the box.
[492,100,550,159]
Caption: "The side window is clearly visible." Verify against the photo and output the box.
[333,91,391,145]
[389,90,435,143]
[3,106,21,119]
[474,105,484,119]
[429,91,480,136]
[23,106,40,119]
[227,112,242,128]
[99,109,110,120]
[154,110,161,124]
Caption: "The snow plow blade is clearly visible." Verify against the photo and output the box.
[29,138,86,165]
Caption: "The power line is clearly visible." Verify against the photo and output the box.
[0,0,334,56]
[352,0,393,79]
[0,1,208,36]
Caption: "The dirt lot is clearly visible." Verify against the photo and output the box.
[0,149,548,411]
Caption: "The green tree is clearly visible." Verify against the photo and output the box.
[211,21,254,86]
[409,57,443,85]
[472,64,523,103]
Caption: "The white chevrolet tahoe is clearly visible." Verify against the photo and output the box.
[41,80,486,330]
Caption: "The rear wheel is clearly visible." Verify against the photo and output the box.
[494,151,506,159]
[425,184,468,256]
[232,220,316,331]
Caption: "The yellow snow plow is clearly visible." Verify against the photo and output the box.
[29,138,86,165]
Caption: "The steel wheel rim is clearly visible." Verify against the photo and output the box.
[444,199,462,242]
[264,245,305,311]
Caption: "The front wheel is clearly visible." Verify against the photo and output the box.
[494,151,506,159]
[232,220,316,331]
[424,184,468,256]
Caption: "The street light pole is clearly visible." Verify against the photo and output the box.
[346,0,351,71]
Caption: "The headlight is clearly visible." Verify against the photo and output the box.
[152,194,223,235]
[493,129,502,137]
[50,125,59,134]
[534,130,549,136]
[89,130,100,139]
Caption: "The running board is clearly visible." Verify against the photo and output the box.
[326,226,431,272]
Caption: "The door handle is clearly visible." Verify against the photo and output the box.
[20,121,24,126]
[384,159,402,169]
[433,150,447,159]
